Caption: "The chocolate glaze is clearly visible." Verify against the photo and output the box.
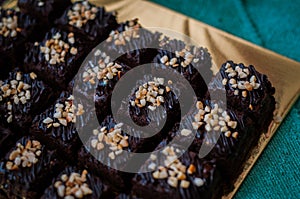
[41,166,114,199]
[0,70,56,131]
[78,146,129,192]
[0,136,63,198]
[0,53,14,80]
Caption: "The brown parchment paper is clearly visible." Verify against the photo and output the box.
[3,0,300,198]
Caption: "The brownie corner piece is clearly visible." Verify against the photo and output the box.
[211,60,276,131]
[23,28,89,89]
[55,0,118,43]
[0,136,63,198]
[30,90,94,161]
[41,166,114,199]
[0,70,55,130]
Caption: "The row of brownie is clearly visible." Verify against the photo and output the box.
[1,27,274,199]
[0,59,275,199]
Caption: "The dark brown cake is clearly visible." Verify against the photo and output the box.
[132,143,222,199]
[30,90,94,161]
[0,70,56,131]
[209,60,276,133]
[0,8,39,74]
[0,136,63,198]
[23,28,89,89]
[55,0,117,44]
[100,19,162,68]
[154,38,212,99]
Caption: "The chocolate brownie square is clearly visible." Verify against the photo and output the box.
[23,28,89,89]
[0,136,63,198]
[210,60,275,131]
[30,90,93,161]
[127,76,181,132]
[164,99,259,191]
[55,0,117,44]
[0,8,38,67]
[93,60,131,123]
[73,47,130,101]
[0,70,55,130]
[101,19,162,68]
[153,38,212,99]
[132,143,222,199]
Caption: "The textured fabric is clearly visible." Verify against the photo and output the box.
[150,0,300,198]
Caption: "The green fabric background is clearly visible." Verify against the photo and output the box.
[150,0,300,198]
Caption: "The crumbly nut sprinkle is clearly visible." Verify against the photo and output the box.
[5,139,42,170]
[150,146,204,189]
[42,95,85,128]
[67,1,98,29]
[181,129,192,136]
[223,62,261,99]
[130,77,170,111]
[39,32,78,65]
[29,72,37,80]
[37,0,45,7]
[82,49,123,85]
[55,170,93,198]
[90,123,129,160]
[159,43,201,68]
[193,101,239,139]
[193,177,204,187]
[0,72,32,123]
[0,10,20,38]
[106,18,141,45]
[97,62,122,81]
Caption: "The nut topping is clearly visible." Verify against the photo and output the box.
[6,139,42,170]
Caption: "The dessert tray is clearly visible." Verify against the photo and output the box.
[0,0,299,198]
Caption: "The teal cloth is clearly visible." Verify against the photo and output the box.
[150,0,300,198]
